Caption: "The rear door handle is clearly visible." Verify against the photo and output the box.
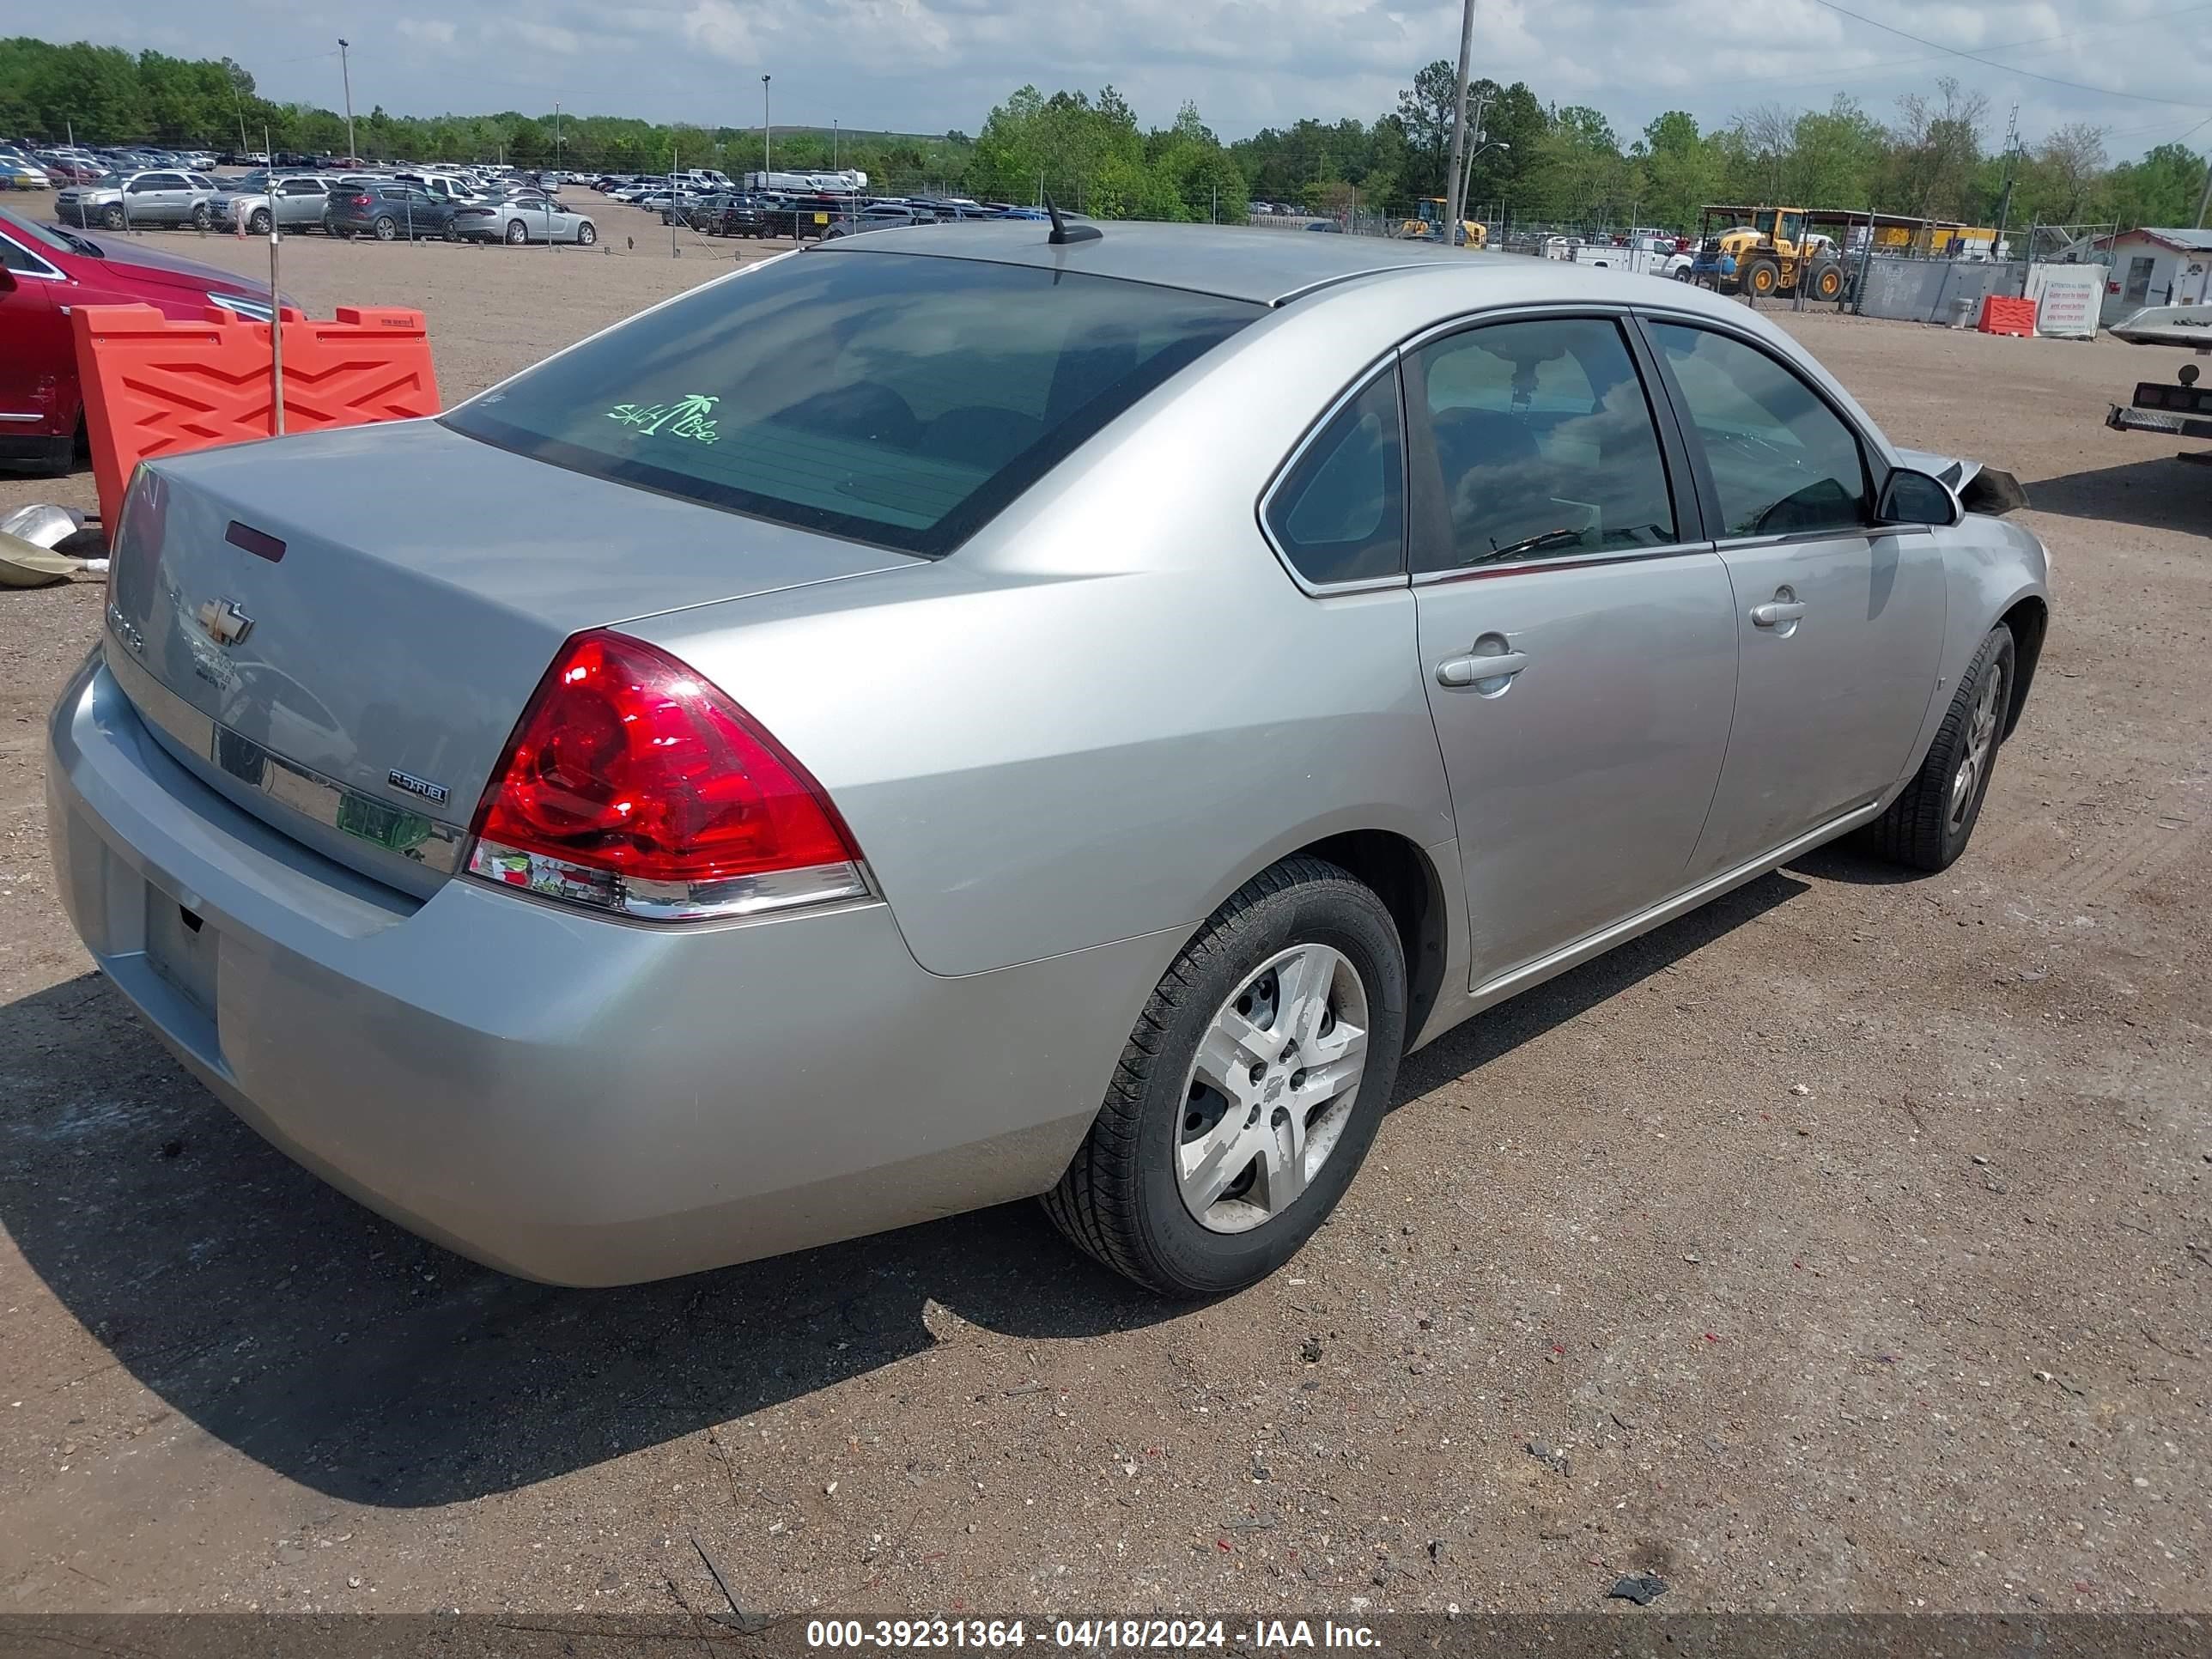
[1750,601,1807,628]
[1436,650,1529,687]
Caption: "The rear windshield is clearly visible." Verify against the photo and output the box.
[441,249,1263,556]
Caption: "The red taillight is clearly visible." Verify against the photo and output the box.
[347,193,372,206]
[466,630,866,921]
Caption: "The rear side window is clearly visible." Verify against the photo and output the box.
[445,250,1262,556]
[1264,368,1405,586]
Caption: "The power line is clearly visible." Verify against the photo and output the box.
[1724,1,2212,98]
[1810,0,2212,109]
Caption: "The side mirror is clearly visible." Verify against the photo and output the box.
[0,266,15,293]
[1877,465,1960,528]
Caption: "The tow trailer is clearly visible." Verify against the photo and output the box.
[2106,305,2212,453]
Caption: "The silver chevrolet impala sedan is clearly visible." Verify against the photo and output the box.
[47,222,2051,1295]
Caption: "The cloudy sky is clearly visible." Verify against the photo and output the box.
[64,0,2212,155]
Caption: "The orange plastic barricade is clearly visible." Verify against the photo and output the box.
[70,303,440,531]
[1977,295,2038,338]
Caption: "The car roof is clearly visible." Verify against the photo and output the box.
[810,220,1754,312]
[810,220,1486,304]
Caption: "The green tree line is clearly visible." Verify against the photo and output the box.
[1232,64,2208,232]
[4,35,2206,231]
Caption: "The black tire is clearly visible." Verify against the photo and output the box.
[100,204,125,231]
[372,215,397,242]
[1674,265,1694,281]
[504,217,528,246]
[1808,260,1844,301]
[1868,624,2015,872]
[1042,855,1407,1296]
[247,207,271,235]
[1741,254,1781,301]
[191,202,212,230]
[576,221,596,246]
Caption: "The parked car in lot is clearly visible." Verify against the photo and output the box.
[46,224,2048,1296]
[0,149,53,189]
[324,182,460,240]
[213,173,337,234]
[713,194,769,237]
[0,204,273,471]
[823,203,940,238]
[451,196,597,245]
[55,169,222,229]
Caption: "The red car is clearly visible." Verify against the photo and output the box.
[0,203,274,473]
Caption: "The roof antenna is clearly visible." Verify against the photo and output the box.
[1044,191,1100,246]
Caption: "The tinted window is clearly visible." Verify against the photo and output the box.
[1410,316,1675,570]
[0,231,52,274]
[1265,369,1405,586]
[188,173,216,190]
[1650,323,1869,538]
[445,251,1261,556]
[283,179,323,196]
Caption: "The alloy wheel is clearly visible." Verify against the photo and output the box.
[1950,662,2006,834]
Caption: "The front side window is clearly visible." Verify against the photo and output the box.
[445,251,1261,556]
[1649,322,1870,538]
[1263,368,1405,586]
[1409,315,1677,570]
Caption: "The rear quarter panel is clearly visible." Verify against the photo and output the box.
[624,286,1467,978]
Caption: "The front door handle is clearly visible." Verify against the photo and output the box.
[1750,600,1807,628]
[1436,650,1529,688]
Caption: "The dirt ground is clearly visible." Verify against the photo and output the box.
[0,218,2205,1620]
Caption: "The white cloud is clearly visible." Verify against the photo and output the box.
[55,0,2212,156]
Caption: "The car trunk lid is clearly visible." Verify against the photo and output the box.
[107,418,917,897]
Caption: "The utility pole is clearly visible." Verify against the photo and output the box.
[1992,102,2020,261]
[337,39,354,161]
[832,118,838,169]
[2196,149,2212,228]
[761,75,772,176]
[555,100,562,173]
[1442,0,1477,246]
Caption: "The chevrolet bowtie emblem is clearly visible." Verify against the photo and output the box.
[196,598,253,647]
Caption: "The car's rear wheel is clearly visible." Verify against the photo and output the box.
[1043,855,1406,1296]
[373,215,397,241]
[1868,623,2015,872]
[505,218,528,246]
[100,205,125,231]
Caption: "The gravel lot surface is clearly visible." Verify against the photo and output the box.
[1,218,2205,1618]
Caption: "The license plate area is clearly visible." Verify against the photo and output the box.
[144,894,218,1022]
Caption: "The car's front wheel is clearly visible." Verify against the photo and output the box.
[247,208,271,234]
[191,202,212,230]
[576,221,596,246]
[1869,623,2015,872]
[100,204,125,230]
[1044,856,1407,1296]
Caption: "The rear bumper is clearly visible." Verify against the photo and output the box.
[46,651,1155,1285]
[2106,402,2212,441]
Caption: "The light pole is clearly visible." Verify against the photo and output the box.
[337,38,355,161]
[555,100,562,174]
[761,75,772,177]
[1460,140,1509,227]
